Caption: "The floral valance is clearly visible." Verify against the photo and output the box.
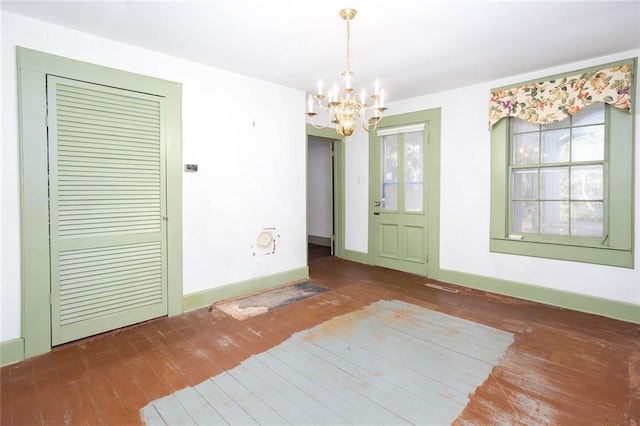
[489,63,633,129]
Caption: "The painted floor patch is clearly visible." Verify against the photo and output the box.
[142,299,514,425]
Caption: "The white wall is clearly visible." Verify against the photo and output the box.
[344,50,640,306]
[2,11,638,348]
[307,137,332,239]
[344,130,369,252]
[1,11,307,343]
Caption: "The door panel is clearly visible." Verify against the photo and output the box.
[405,225,424,262]
[372,128,428,275]
[380,223,399,258]
[47,76,168,345]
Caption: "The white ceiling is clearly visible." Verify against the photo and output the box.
[3,0,640,102]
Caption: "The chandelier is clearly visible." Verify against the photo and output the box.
[305,8,387,138]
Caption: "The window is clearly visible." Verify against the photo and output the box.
[511,103,605,239]
[490,60,635,268]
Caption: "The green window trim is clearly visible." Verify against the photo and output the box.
[490,59,635,268]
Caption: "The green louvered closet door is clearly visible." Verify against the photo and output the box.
[47,76,168,345]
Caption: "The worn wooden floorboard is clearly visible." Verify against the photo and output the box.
[141,300,513,425]
[2,255,638,425]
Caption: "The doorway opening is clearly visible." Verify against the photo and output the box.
[307,136,335,261]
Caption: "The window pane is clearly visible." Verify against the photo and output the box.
[512,169,538,200]
[513,201,539,233]
[513,133,539,165]
[381,135,398,210]
[405,183,423,212]
[541,129,570,163]
[572,103,604,126]
[572,125,604,162]
[571,201,603,237]
[404,131,423,212]
[514,119,539,133]
[540,167,569,200]
[541,201,569,235]
[571,165,603,200]
[541,118,569,131]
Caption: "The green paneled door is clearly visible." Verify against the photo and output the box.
[371,126,428,276]
[47,76,168,345]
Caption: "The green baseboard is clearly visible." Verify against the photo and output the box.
[439,269,640,324]
[340,249,368,264]
[1,338,25,367]
[183,266,309,312]
[308,235,332,247]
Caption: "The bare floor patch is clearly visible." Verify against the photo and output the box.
[215,281,329,320]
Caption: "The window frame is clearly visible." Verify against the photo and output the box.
[490,60,635,268]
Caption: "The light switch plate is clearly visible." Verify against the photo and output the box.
[185,164,198,172]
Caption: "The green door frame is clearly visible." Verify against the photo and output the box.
[367,109,442,278]
[306,125,345,258]
[17,47,183,358]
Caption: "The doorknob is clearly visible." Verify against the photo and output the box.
[374,201,381,207]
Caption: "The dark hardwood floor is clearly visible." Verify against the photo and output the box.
[307,243,332,261]
[1,256,638,425]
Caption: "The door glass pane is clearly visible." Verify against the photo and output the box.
[381,135,398,210]
[404,131,423,212]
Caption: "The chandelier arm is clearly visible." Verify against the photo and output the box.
[355,104,379,132]
[316,100,333,112]
[363,120,381,132]
[361,117,380,133]
[307,116,333,130]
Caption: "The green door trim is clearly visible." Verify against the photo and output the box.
[368,109,442,278]
[306,125,346,259]
[17,47,183,358]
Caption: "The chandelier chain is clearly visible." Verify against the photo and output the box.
[345,17,351,74]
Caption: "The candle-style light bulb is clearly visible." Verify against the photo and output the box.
[374,79,380,95]
[318,80,323,96]
[333,83,339,101]
[307,95,314,113]
[360,89,366,105]
[379,88,385,108]
[345,73,351,89]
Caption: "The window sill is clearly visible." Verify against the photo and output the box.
[490,237,633,268]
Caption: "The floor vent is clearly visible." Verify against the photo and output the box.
[425,283,459,293]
